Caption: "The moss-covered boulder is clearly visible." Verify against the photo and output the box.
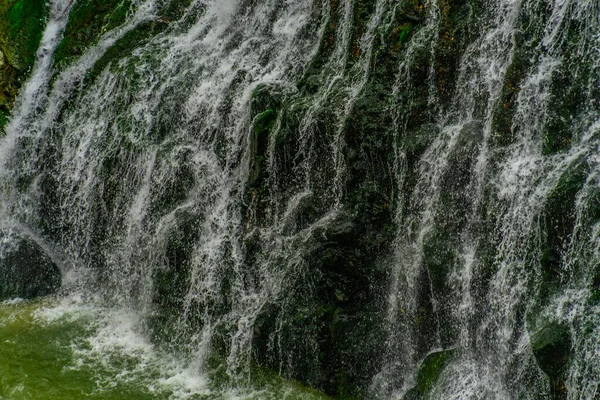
[53,0,133,68]
[530,320,571,398]
[403,348,456,399]
[0,232,61,300]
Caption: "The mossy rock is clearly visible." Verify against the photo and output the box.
[53,0,133,67]
[530,321,571,379]
[348,0,377,62]
[84,19,169,84]
[403,348,457,399]
[251,208,389,397]
[0,0,48,129]
[148,146,196,218]
[0,48,20,126]
[0,108,9,133]
[539,159,588,298]
[489,0,548,148]
[542,17,592,156]
[151,209,201,313]
[529,319,571,399]
[243,84,283,226]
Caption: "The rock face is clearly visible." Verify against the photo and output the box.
[530,321,572,399]
[0,232,61,300]
[403,349,456,400]
[2,0,600,398]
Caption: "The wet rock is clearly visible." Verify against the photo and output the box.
[530,321,571,381]
[403,348,457,399]
[324,217,356,244]
[539,159,588,300]
[53,0,133,67]
[0,232,61,300]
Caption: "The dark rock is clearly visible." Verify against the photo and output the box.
[530,320,571,399]
[324,217,356,244]
[0,231,61,300]
[530,321,571,379]
[539,159,588,300]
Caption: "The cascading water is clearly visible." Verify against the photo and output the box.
[1,0,600,398]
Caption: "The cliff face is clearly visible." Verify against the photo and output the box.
[2,0,600,398]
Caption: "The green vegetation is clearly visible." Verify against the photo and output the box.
[0,108,9,129]
[0,0,48,132]
[54,0,133,67]
[54,0,200,71]
[85,19,169,84]
[1,0,48,70]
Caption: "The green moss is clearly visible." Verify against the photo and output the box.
[85,19,168,84]
[249,108,275,179]
[0,0,48,124]
[297,0,340,91]
[391,22,413,52]
[433,0,475,104]
[416,350,453,394]
[0,50,20,113]
[159,0,196,22]
[0,108,8,133]
[403,349,456,399]
[254,109,276,134]
[349,0,376,62]
[3,0,48,70]
[54,0,133,67]
[242,85,283,227]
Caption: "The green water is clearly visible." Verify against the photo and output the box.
[0,299,330,400]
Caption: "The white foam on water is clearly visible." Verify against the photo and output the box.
[30,296,212,398]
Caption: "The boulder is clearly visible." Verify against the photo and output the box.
[0,231,61,300]
[530,320,571,379]
[403,348,457,399]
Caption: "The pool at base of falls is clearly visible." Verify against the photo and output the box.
[0,297,329,400]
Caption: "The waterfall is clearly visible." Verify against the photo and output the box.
[1,0,600,398]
